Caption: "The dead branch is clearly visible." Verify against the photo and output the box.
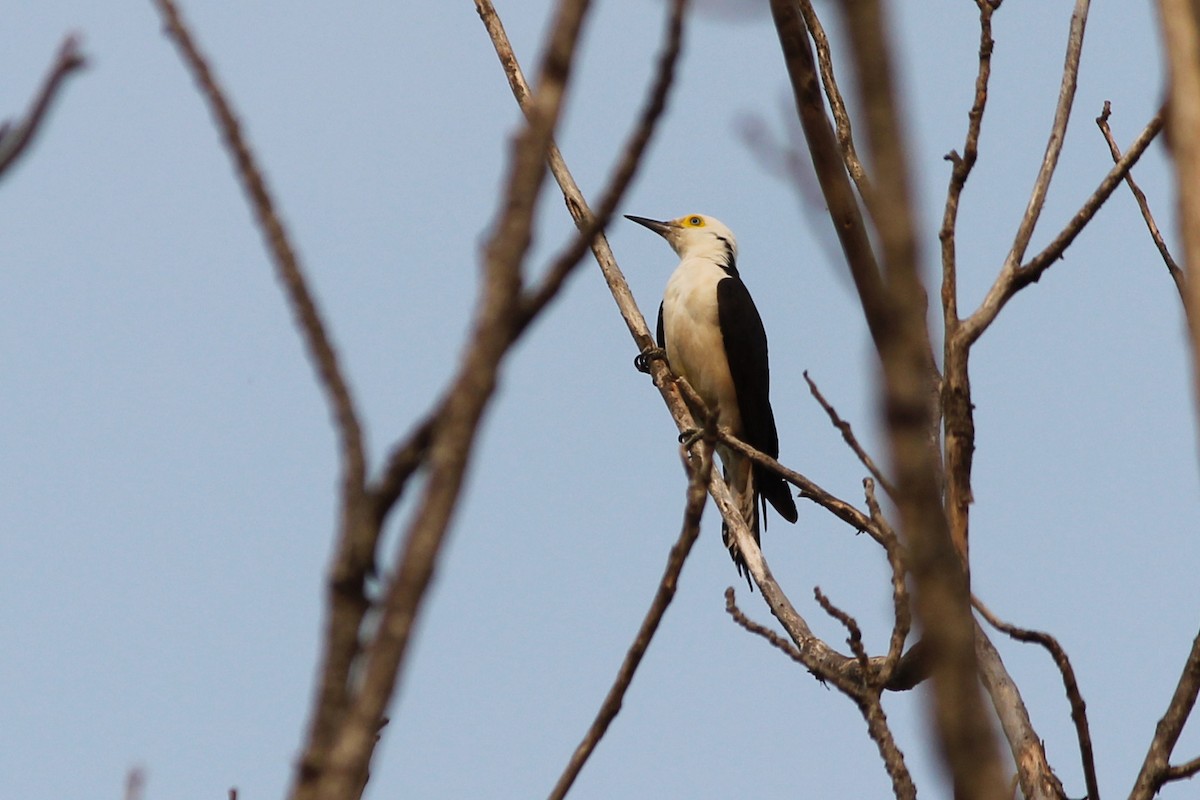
[1139,5,1200,797]
[864,478,910,687]
[794,0,874,206]
[959,111,1163,347]
[548,440,711,800]
[831,0,1008,795]
[768,0,889,344]
[0,35,86,181]
[297,0,596,795]
[974,627,1067,800]
[715,427,879,542]
[1095,101,1187,313]
[1130,628,1200,799]
[974,596,1096,800]
[939,0,998,566]
[803,370,894,498]
[1003,0,1092,273]
[149,4,378,796]
[815,587,869,677]
[725,588,808,667]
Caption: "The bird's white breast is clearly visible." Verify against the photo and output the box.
[662,256,744,434]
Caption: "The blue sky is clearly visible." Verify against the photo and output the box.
[3,1,1197,798]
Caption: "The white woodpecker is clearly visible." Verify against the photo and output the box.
[627,212,798,580]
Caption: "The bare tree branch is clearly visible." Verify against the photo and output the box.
[1138,4,1200,797]
[769,0,889,345]
[974,627,1067,800]
[716,427,878,542]
[548,440,712,800]
[833,0,1007,795]
[1004,0,1091,272]
[959,109,1164,347]
[296,1,596,795]
[803,370,895,498]
[794,0,875,207]
[1164,754,1200,782]
[1130,628,1200,799]
[940,0,999,566]
[975,596,1095,800]
[516,0,688,332]
[1095,101,1187,312]
[0,35,86,181]
[149,5,381,795]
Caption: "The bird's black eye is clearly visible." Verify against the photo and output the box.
[688,216,703,227]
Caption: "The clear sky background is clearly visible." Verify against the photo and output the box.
[3,1,1197,799]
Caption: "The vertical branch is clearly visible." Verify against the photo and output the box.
[1134,2,1200,795]
[768,0,889,345]
[148,3,379,796]
[835,0,1007,797]
[939,0,997,565]
[293,1,595,796]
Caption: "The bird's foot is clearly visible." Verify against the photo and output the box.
[634,347,667,374]
[678,427,704,447]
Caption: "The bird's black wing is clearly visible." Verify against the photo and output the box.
[717,276,798,524]
[656,301,666,350]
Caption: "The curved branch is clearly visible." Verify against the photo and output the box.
[0,35,86,181]
[975,596,1094,800]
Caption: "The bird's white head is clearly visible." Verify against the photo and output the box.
[626,213,738,266]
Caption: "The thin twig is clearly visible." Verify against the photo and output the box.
[1096,101,1187,307]
[725,588,809,669]
[548,442,712,800]
[814,587,869,680]
[959,109,1164,347]
[152,0,366,494]
[0,35,86,181]
[1003,0,1091,272]
[803,370,895,497]
[517,0,688,331]
[795,0,875,207]
[865,478,909,688]
[370,414,436,525]
[1164,755,1200,782]
[716,428,878,543]
[974,595,1099,800]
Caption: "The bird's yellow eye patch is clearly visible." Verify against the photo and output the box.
[681,215,705,228]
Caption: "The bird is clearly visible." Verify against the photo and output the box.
[626,212,798,581]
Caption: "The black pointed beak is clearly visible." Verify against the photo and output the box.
[624,214,673,237]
